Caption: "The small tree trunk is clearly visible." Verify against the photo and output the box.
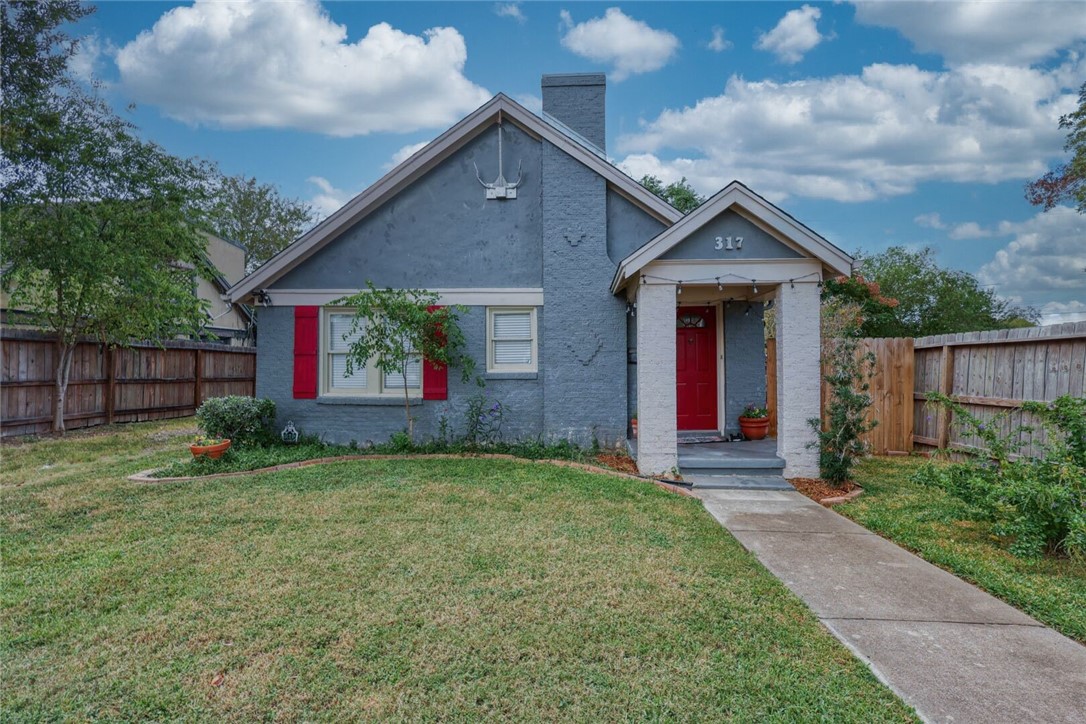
[402,357,414,440]
[52,341,76,433]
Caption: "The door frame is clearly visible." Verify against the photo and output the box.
[676,302,726,433]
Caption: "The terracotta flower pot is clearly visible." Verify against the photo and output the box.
[738,417,769,441]
[190,439,231,459]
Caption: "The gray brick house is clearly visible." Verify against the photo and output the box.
[225,74,851,477]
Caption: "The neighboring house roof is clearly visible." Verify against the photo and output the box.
[225,93,683,303]
[611,181,854,292]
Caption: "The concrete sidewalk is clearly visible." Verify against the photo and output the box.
[698,489,1086,724]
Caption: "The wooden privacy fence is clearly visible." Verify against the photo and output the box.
[1,329,256,438]
[768,321,1086,456]
[911,323,1086,458]
[767,337,916,454]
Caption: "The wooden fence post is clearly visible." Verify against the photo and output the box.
[105,346,116,425]
[936,344,954,450]
[194,348,204,412]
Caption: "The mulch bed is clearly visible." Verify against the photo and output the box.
[596,454,638,475]
[790,477,860,505]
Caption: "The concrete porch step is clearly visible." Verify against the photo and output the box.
[679,456,785,478]
[684,474,794,490]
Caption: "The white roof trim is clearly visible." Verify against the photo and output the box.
[226,94,682,303]
[611,181,853,293]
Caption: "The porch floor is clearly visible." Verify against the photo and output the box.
[627,436,792,490]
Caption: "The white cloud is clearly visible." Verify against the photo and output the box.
[494,3,526,23]
[708,26,732,53]
[755,5,825,64]
[616,61,1079,202]
[70,34,106,82]
[306,176,355,220]
[559,7,680,81]
[513,93,542,114]
[114,0,490,137]
[914,212,946,230]
[948,222,991,240]
[977,206,1086,313]
[1039,300,1086,326]
[853,1,1086,66]
[384,141,429,170]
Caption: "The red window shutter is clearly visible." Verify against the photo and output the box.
[423,305,448,400]
[293,306,319,399]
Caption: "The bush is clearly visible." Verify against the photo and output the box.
[808,333,877,487]
[195,396,276,447]
[912,394,1086,558]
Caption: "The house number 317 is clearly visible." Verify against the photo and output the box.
[714,236,743,251]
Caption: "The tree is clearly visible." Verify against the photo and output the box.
[840,247,1038,337]
[1,3,214,432]
[200,172,316,272]
[1,0,91,194]
[639,175,705,213]
[1025,82,1086,214]
[335,284,475,439]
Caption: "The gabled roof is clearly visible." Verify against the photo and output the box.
[611,181,853,292]
[226,93,683,303]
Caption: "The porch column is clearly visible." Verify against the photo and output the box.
[775,281,820,478]
[636,280,678,475]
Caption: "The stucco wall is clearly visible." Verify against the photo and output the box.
[256,305,544,445]
[661,209,803,261]
[275,124,543,290]
[723,301,767,434]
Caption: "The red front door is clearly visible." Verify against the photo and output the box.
[676,307,718,430]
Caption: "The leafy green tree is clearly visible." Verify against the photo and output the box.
[200,171,316,272]
[639,175,705,213]
[845,247,1037,337]
[335,284,475,439]
[1,0,91,194]
[1,2,214,432]
[1025,82,1086,214]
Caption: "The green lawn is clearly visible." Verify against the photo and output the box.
[1,420,914,721]
[843,456,1086,643]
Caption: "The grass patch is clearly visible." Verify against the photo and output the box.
[1,420,915,721]
[842,456,1086,643]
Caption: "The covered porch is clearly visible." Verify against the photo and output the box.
[613,182,853,480]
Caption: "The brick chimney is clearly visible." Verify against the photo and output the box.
[541,73,606,152]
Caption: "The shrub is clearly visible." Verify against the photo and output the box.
[912,394,1086,558]
[195,396,276,447]
[464,393,505,446]
[808,333,877,487]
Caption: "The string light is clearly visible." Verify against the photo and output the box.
[676,281,683,295]
[752,280,758,295]
[789,279,795,289]
[716,277,723,292]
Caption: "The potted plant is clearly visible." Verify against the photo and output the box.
[190,435,231,459]
[631,414,638,439]
[738,403,770,440]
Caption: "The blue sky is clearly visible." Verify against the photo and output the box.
[73,1,1085,323]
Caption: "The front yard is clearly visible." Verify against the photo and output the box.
[843,456,1086,643]
[1,421,913,721]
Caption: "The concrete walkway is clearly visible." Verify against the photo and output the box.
[698,489,1086,724]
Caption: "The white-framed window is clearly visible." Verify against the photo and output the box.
[487,307,537,373]
[322,308,421,396]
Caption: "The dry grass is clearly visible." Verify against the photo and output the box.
[2,420,914,721]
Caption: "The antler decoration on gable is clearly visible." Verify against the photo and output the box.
[474,111,522,200]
